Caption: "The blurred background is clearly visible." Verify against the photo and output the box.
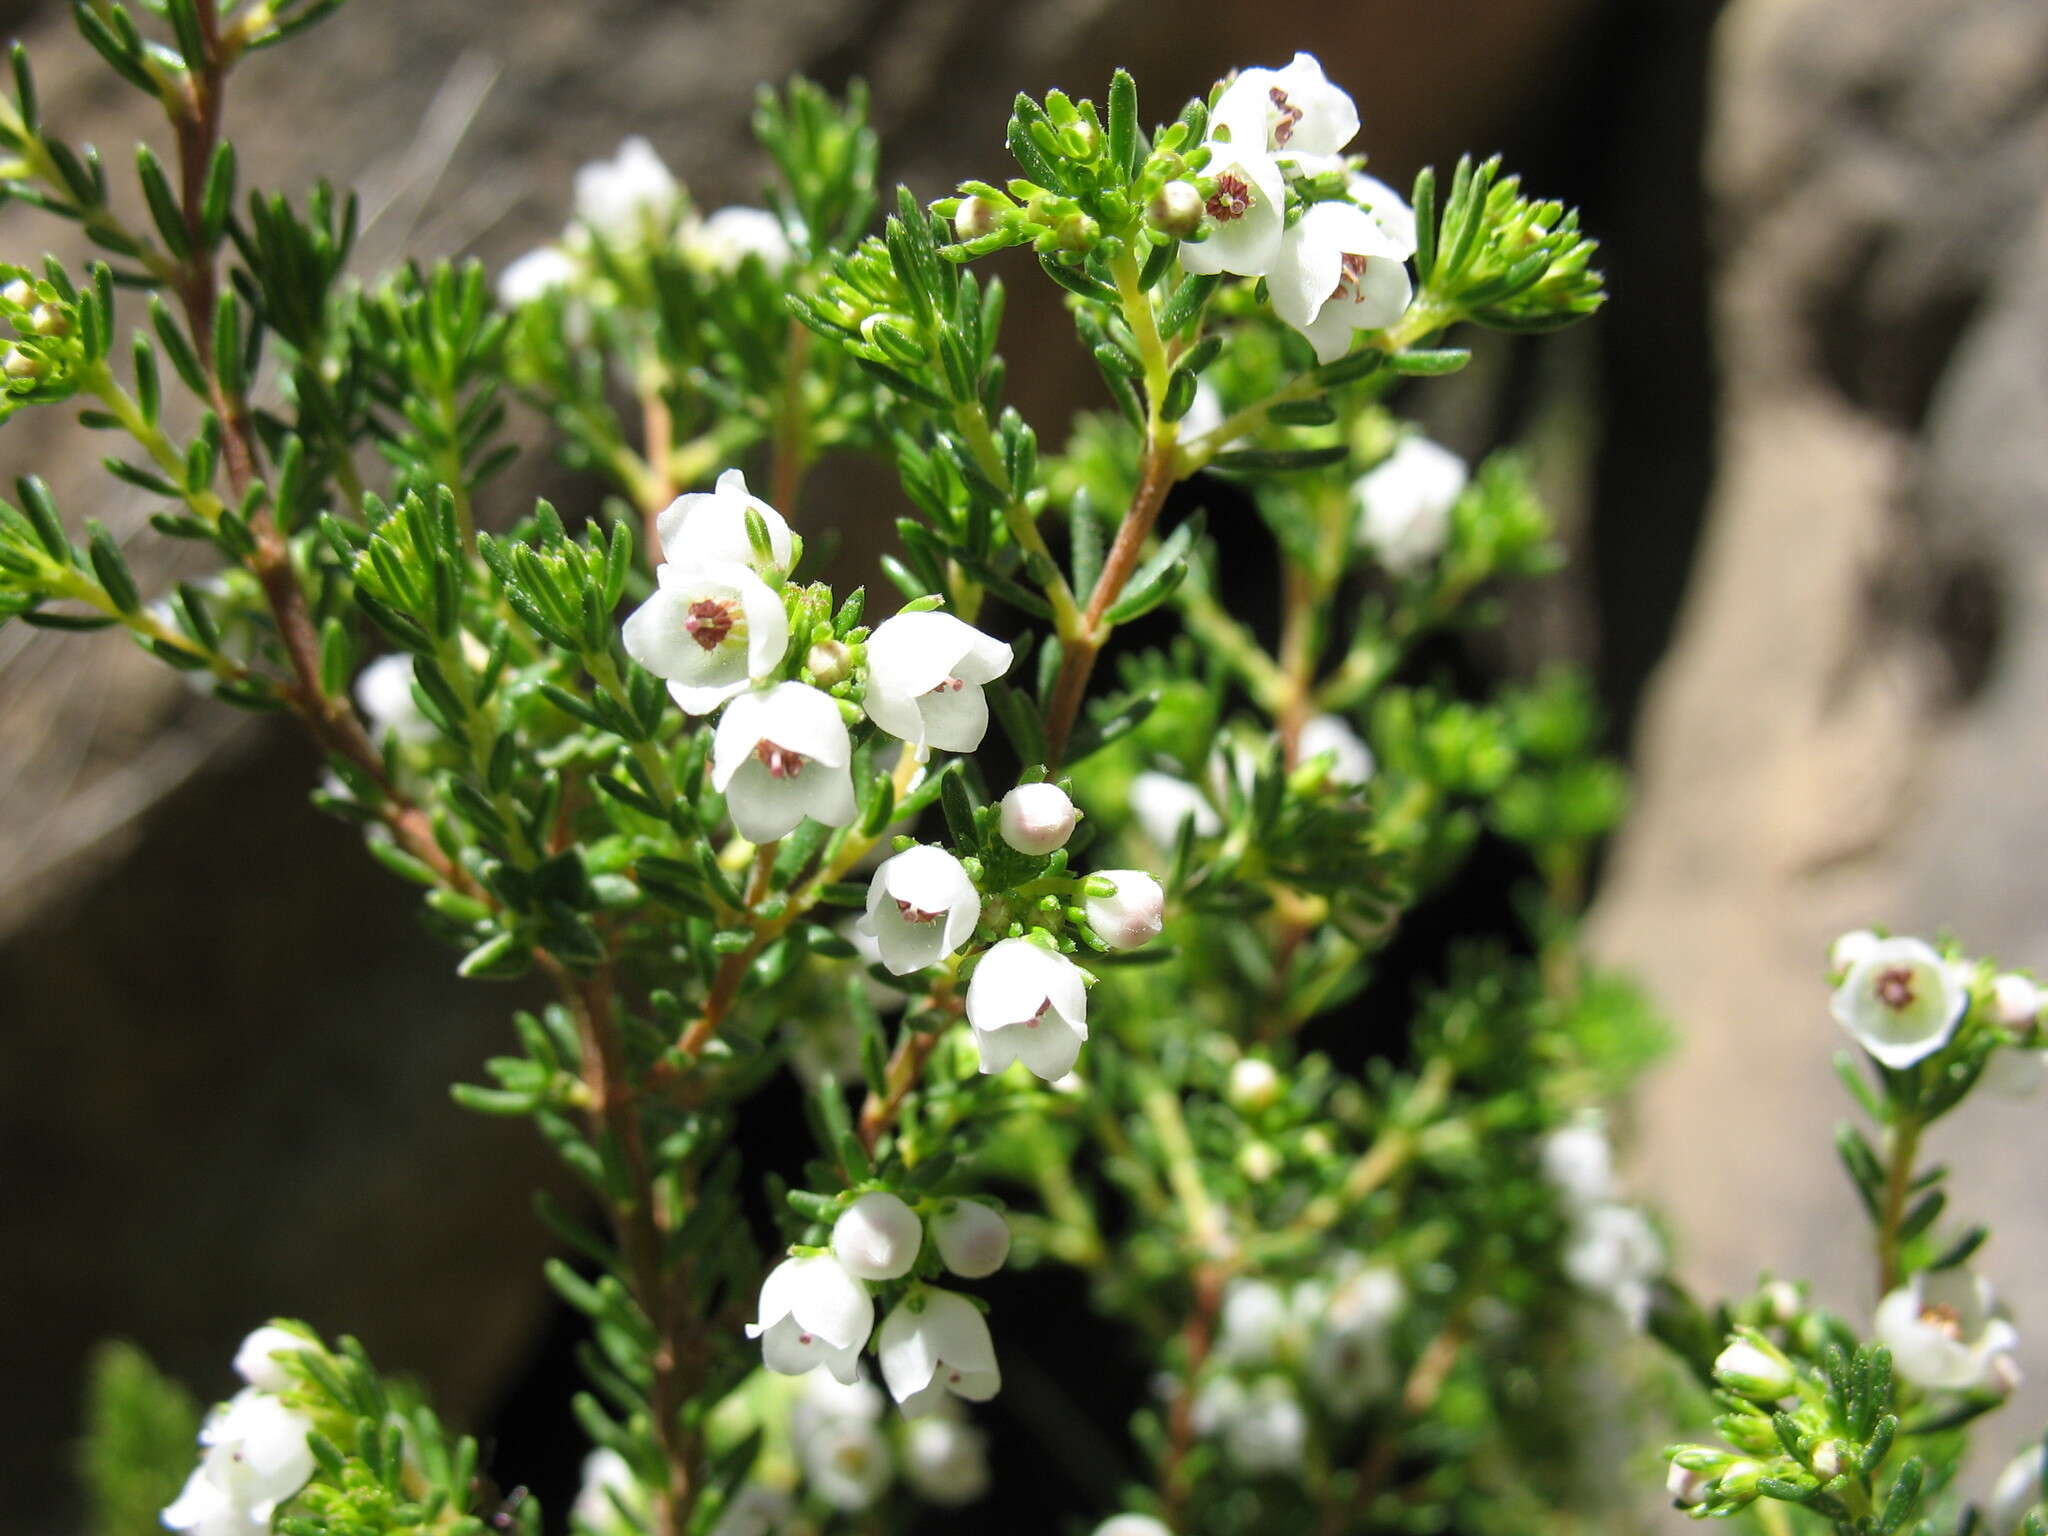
[3,0,2046,1528]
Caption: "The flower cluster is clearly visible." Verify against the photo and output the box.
[162,1327,316,1536]
[1542,1112,1663,1329]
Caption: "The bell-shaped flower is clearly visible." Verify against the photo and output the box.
[930,1200,1010,1279]
[1213,1280,1300,1367]
[1310,1258,1404,1414]
[655,468,794,575]
[1211,52,1358,167]
[1831,935,1968,1069]
[796,1411,892,1511]
[1354,437,1468,575]
[746,1253,874,1385]
[1297,714,1375,789]
[1875,1268,2019,1392]
[232,1325,309,1394]
[1349,173,1419,261]
[573,136,681,245]
[1561,1202,1662,1330]
[1540,1113,1615,1210]
[902,1410,990,1506]
[832,1191,924,1282]
[1131,770,1221,848]
[685,207,794,275]
[998,782,1078,856]
[964,939,1089,1080]
[163,1389,316,1534]
[1178,144,1287,279]
[1084,870,1165,951]
[861,611,1014,760]
[1990,1445,2045,1536]
[571,1448,645,1533]
[623,559,789,715]
[858,845,981,976]
[1268,200,1414,364]
[712,683,856,842]
[498,246,578,308]
[877,1289,1001,1416]
[1192,1377,1307,1473]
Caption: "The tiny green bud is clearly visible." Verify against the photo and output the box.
[28,304,68,337]
[1055,211,1099,254]
[1063,120,1101,159]
[953,195,998,242]
[1713,1460,1766,1504]
[806,637,853,688]
[1237,1141,1280,1182]
[1148,180,1205,238]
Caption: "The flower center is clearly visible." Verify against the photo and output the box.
[1328,250,1373,305]
[895,898,945,924]
[797,1331,813,1345]
[1206,172,1253,224]
[921,674,969,704]
[753,740,806,779]
[1268,86,1303,147]
[1919,1303,1964,1340]
[683,596,741,652]
[1022,996,1052,1030]
[1875,966,1917,1009]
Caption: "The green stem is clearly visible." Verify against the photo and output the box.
[1876,1113,1923,1295]
[586,649,678,806]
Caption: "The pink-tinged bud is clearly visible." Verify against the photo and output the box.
[1084,869,1165,951]
[1148,180,1205,238]
[1991,972,2043,1028]
[806,638,853,689]
[953,196,998,242]
[998,782,1078,856]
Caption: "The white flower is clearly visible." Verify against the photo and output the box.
[1831,928,1881,975]
[712,683,856,842]
[1540,1114,1615,1210]
[789,1366,886,1438]
[498,245,577,308]
[1131,770,1221,848]
[232,1326,308,1394]
[902,1411,990,1505]
[1227,1057,1281,1112]
[1213,1280,1294,1367]
[686,207,794,274]
[858,845,981,976]
[1268,200,1413,364]
[1094,1518,1174,1536]
[571,1448,643,1532]
[931,1200,1010,1279]
[1831,935,1968,1069]
[861,610,1014,760]
[745,1254,874,1384]
[1354,437,1468,575]
[573,136,681,244]
[832,1191,924,1282]
[1714,1337,1797,1400]
[998,782,1078,856]
[708,1486,797,1536]
[1348,173,1420,260]
[1297,714,1374,788]
[1178,143,1287,278]
[1562,1203,1662,1329]
[622,560,789,715]
[1211,53,1358,167]
[1874,1269,2019,1392]
[1983,1047,2048,1097]
[797,1414,892,1511]
[654,468,794,575]
[1991,972,2043,1028]
[964,939,1089,1080]
[1085,869,1165,951]
[354,653,436,745]
[877,1289,1001,1416]
[163,1389,316,1535]
[1990,1445,2045,1535]
[1194,1376,1306,1473]
[1324,1258,1405,1336]
[1310,1259,1404,1415]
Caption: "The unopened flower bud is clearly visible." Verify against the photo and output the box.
[1085,869,1164,951]
[1991,972,2043,1028]
[999,782,1078,855]
[1810,1441,1848,1479]
[832,1191,923,1281]
[1,278,32,309]
[1056,211,1100,254]
[1228,1057,1281,1113]
[233,1325,309,1393]
[1762,1279,1802,1324]
[807,638,853,688]
[3,346,45,380]
[29,304,68,337]
[1666,1462,1711,1508]
[931,1199,1010,1278]
[1148,180,1205,238]
[953,196,998,242]
[1238,1141,1280,1182]
[1714,1336,1798,1400]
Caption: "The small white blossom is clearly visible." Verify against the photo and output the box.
[832,1191,924,1282]
[163,1389,316,1536]
[1310,1259,1404,1415]
[1213,1280,1295,1367]
[685,207,794,274]
[497,246,577,308]
[1991,972,2043,1028]
[1131,770,1221,848]
[1714,1337,1797,1400]
[1353,437,1468,576]
[1831,928,1881,975]
[877,1289,1001,1416]
[1178,143,1287,278]
[1297,714,1374,788]
[711,683,856,843]
[798,1414,892,1511]
[1085,869,1165,951]
[789,1366,886,1437]
[964,939,1090,1080]
[1830,935,1968,1069]
[355,652,436,745]
[1874,1268,2018,1392]
[1540,1114,1615,1210]
[573,136,681,244]
[622,560,789,715]
[654,468,794,575]
[1227,1057,1281,1112]
[1348,173,1420,260]
[571,1448,644,1533]
[1990,1445,2046,1535]
[1192,1376,1307,1473]
[931,1200,1010,1279]
[861,610,1014,760]
[902,1411,990,1505]
[232,1326,308,1394]
[746,1254,875,1385]
[1268,200,1413,364]
[858,845,981,976]
[1562,1202,1662,1329]
[998,782,1078,855]
[1094,1518,1174,1536]
[1211,53,1358,167]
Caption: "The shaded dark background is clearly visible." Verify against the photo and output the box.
[6,0,2047,1529]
